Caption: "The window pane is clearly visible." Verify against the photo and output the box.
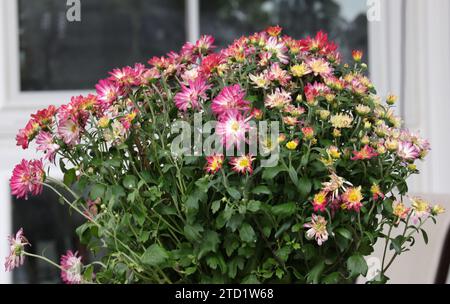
[19,0,186,91]
[200,0,368,63]
[12,188,86,283]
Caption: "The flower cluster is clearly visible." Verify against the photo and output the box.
[7,26,443,284]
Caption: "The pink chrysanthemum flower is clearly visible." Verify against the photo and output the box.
[58,119,81,146]
[95,79,124,109]
[16,120,40,149]
[216,111,251,149]
[341,186,364,212]
[410,197,431,224]
[195,35,216,54]
[265,36,289,64]
[205,154,224,174]
[10,159,45,200]
[31,105,57,128]
[109,65,143,87]
[36,131,60,162]
[304,214,329,246]
[304,82,331,103]
[351,145,378,161]
[299,31,338,58]
[266,25,282,37]
[265,88,292,109]
[229,154,255,175]
[268,63,291,86]
[4,228,29,272]
[60,250,83,284]
[312,191,328,212]
[307,58,333,78]
[58,95,93,126]
[174,77,211,112]
[397,141,420,161]
[211,84,250,117]
[200,53,225,77]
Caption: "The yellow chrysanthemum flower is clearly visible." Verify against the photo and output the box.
[330,113,353,129]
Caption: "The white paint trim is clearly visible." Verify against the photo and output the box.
[186,0,200,42]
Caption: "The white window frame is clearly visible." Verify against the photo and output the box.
[0,0,199,110]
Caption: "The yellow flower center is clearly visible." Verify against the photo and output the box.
[231,121,240,132]
[238,158,250,168]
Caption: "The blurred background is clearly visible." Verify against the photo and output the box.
[0,0,448,283]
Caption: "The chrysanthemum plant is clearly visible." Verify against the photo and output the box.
[7,26,444,284]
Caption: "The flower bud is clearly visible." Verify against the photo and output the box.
[318,110,330,120]
[364,121,372,130]
[377,143,387,154]
[361,135,370,145]
[407,163,417,171]
[385,139,399,151]
[301,127,314,140]
[286,140,299,150]
[352,50,363,62]
[332,128,342,138]
[386,94,397,105]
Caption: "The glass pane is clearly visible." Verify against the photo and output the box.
[12,188,86,283]
[19,0,186,91]
[200,0,368,63]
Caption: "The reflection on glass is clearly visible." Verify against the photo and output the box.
[200,0,368,63]
[19,0,185,91]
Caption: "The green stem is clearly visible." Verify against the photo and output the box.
[24,252,62,270]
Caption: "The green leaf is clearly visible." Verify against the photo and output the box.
[228,257,245,279]
[383,199,393,213]
[195,176,210,193]
[89,184,106,200]
[123,175,137,190]
[306,261,325,284]
[198,231,220,259]
[224,235,240,257]
[390,236,404,254]
[226,214,244,232]
[262,166,285,180]
[242,274,260,284]
[227,187,241,200]
[239,223,256,243]
[298,177,312,197]
[247,200,261,212]
[272,202,297,218]
[186,190,205,211]
[183,224,204,242]
[421,229,429,244]
[184,266,197,276]
[206,255,227,274]
[335,227,353,240]
[141,244,169,266]
[251,185,272,195]
[63,168,76,187]
[275,246,292,262]
[347,254,368,277]
[83,264,94,282]
[288,166,299,185]
[211,200,221,214]
[322,272,341,284]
